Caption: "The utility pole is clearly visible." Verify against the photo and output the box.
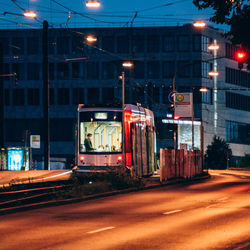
[43,20,50,170]
[0,43,5,149]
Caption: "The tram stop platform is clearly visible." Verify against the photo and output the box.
[0,170,72,188]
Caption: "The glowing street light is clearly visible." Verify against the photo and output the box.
[208,71,219,77]
[85,0,101,8]
[208,44,220,51]
[86,35,97,43]
[193,21,206,28]
[199,87,209,92]
[122,61,133,68]
[23,10,37,18]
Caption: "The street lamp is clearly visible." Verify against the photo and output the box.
[193,21,206,28]
[23,10,37,18]
[85,0,101,8]
[121,61,133,170]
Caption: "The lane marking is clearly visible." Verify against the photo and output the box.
[87,226,115,234]
[163,210,182,215]
[217,197,228,202]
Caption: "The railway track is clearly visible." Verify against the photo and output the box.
[0,181,73,214]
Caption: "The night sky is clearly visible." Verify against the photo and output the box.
[0,0,228,31]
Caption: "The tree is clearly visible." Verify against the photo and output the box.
[193,1,250,49]
[205,136,232,169]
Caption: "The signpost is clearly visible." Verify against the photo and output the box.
[30,135,40,170]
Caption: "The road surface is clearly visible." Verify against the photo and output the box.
[0,169,249,250]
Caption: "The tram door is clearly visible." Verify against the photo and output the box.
[131,123,142,176]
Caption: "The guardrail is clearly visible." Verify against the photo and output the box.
[160,149,202,182]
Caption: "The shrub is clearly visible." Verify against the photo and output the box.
[205,136,232,170]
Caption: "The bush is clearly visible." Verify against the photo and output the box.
[66,167,145,197]
[205,136,232,170]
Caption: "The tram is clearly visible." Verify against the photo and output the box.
[75,104,156,176]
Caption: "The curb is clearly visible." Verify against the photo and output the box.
[0,173,210,215]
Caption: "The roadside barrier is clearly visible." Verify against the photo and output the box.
[160,149,202,182]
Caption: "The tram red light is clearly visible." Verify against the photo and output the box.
[79,156,85,162]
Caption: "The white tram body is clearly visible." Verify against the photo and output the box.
[75,104,156,176]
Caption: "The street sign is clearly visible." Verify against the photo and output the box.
[30,135,40,149]
[168,91,177,104]
[175,93,193,118]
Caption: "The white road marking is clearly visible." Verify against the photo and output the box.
[217,197,228,202]
[87,226,115,234]
[163,210,182,215]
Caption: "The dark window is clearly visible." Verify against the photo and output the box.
[102,36,114,53]
[133,61,144,79]
[177,61,191,78]
[226,92,250,111]
[4,89,10,105]
[147,35,160,53]
[72,88,85,105]
[162,86,172,104]
[178,35,189,51]
[225,67,250,87]
[49,63,55,80]
[13,63,25,80]
[12,37,25,55]
[48,37,56,54]
[72,35,84,54]
[28,88,39,105]
[202,62,211,78]
[50,88,55,105]
[27,63,40,80]
[225,43,238,60]
[102,87,114,103]
[57,88,69,105]
[57,63,69,80]
[202,36,210,52]
[201,89,211,104]
[57,36,70,54]
[2,38,10,55]
[50,118,75,141]
[147,61,160,79]
[226,120,250,145]
[3,63,10,80]
[87,88,99,104]
[192,35,201,51]
[162,61,175,78]
[117,36,129,53]
[27,37,39,54]
[86,62,99,80]
[132,86,144,104]
[163,36,175,52]
[72,62,81,79]
[132,35,144,53]
[13,89,25,105]
[6,118,44,142]
[102,62,115,79]
[153,86,160,103]
[192,61,201,77]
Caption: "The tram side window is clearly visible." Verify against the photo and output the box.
[80,121,122,153]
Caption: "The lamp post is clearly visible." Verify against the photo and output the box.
[121,61,133,169]
[208,40,219,137]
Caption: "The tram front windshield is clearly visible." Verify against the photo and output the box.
[79,111,122,153]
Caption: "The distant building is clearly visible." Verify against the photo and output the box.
[0,24,249,168]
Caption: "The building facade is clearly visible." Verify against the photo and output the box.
[1,24,250,168]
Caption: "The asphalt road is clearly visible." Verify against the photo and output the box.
[0,169,249,250]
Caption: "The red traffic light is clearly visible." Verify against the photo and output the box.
[236,51,247,61]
